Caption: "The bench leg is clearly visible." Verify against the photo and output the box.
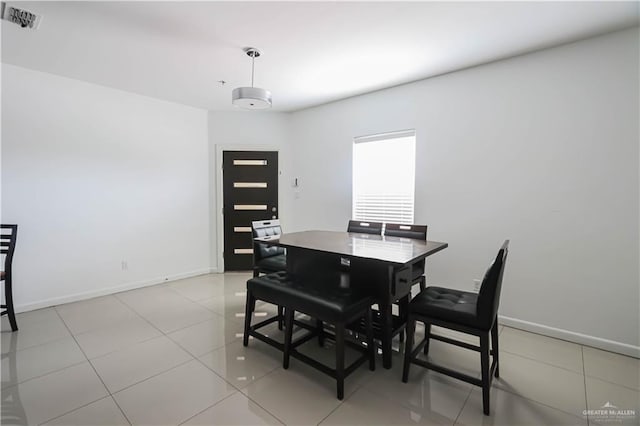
[283,308,295,369]
[335,324,345,400]
[278,305,284,330]
[243,290,255,347]
[316,319,325,347]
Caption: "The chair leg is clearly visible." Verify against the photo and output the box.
[402,318,416,383]
[480,333,491,416]
[398,295,410,344]
[365,308,375,371]
[283,308,295,369]
[335,324,345,400]
[419,275,426,291]
[277,305,284,330]
[5,280,18,332]
[316,319,325,347]
[423,323,432,356]
[491,320,500,378]
[242,290,255,346]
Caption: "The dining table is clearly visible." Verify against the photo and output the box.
[254,230,448,369]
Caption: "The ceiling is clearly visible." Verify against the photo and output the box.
[2,1,638,112]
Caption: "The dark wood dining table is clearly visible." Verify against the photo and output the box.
[255,230,448,369]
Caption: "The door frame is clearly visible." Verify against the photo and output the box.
[215,144,281,272]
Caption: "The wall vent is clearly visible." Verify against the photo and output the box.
[1,2,42,29]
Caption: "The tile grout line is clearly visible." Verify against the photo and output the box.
[162,319,243,359]
[176,391,239,426]
[2,308,73,353]
[503,341,639,392]
[490,378,590,420]
[499,347,585,375]
[236,367,290,426]
[37,395,127,426]
[453,385,474,425]
[56,294,167,358]
[50,307,133,426]
[314,361,378,425]
[106,357,195,395]
[0,358,88,391]
[112,291,205,337]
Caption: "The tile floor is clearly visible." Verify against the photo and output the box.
[1,272,638,425]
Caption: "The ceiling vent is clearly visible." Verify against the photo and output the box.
[1,2,42,29]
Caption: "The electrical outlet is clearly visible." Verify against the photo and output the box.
[473,279,481,292]
[121,261,128,271]
[1,4,43,29]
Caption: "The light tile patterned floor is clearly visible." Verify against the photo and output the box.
[1,272,638,425]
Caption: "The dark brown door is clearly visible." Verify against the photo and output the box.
[223,151,279,271]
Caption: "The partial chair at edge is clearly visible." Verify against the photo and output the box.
[1,224,18,332]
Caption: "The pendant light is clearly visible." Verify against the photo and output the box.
[232,47,272,109]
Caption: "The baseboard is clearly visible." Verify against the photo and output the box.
[499,315,640,359]
[15,268,215,313]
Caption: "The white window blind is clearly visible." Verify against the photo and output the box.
[352,130,416,224]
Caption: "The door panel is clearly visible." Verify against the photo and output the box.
[223,151,278,271]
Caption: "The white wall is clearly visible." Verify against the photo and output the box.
[207,111,292,271]
[1,64,210,311]
[289,28,640,355]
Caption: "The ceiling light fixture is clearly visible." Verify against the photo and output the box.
[232,47,272,110]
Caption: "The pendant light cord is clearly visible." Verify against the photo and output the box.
[251,53,255,88]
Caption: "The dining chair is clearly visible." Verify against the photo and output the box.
[383,223,428,342]
[251,220,287,329]
[384,223,428,291]
[402,240,509,415]
[347,220,383,235]
[251,219,286,277]
[1,225,19,332]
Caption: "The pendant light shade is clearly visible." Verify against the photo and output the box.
[232,87,272,109]
[232,47,272,110]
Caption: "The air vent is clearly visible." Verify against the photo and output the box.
[1,2,42,29]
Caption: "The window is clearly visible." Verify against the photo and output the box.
[352,130,416,224]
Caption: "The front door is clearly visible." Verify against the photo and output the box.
[222,151,279,271]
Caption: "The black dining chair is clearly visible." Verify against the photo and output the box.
[347,220,383,235]
[402,240,509,416]
[251,220,287,329]
[251,220,286,277]
[1,225,19,332]
[384,223,428,291]
[383,223,428,342]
